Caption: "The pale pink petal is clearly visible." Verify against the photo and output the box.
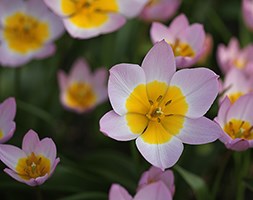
[227,93,253,124]
[117,0,149,18]
[69,58,92,83]
[108,63,147,115]
[134,182,172,200]
[215,97,232,128]
[224,138,250,151]
[34,138,57,164]
[34,44,56,59]
[170,68,219,118]
[22,130,40,155]
[43,0,65,16]
[109,184,132,200]
[150,22,171,43]
[100,111,145,141]
[0,121,16,144]
[48,158,60,177]
[175,116,222,144]
[136,135,184,170]
[168,14,189,36]
[57,70,68,92]
[142,41,176,84]
[0,145,26,171]
[0,97,16,123]
[0,0,24,20]
[243,0,253,31]
[34,173,50,186]
[63,13,126,39]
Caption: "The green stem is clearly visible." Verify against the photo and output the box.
[36,186,43,200]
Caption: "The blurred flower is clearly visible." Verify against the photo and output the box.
[43,0,148,39]
[137,166,175,196]
[219,69,252,104]
[150,14,206,68]
[0,0,64,67]
[100,41,221,169]
[139,0,181,22]
[0,130,59,186]
[215,94,253,151]
[58,58,108,113]
[0,97,16,144]
[217,37,253,75]
[109,182,172,200]
[242,0,253,31]
[197,33,213,64]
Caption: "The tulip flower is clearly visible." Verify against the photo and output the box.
[140,0,181,22]
[0,0,64,67]
[100,41,221,169]
[0,130,60,186]
[0,98,16,143]
[219,69,252,104]
[109,182,172,200]
[217,37,253,75]
[242,0,253,31]
[137,166,175,196]
[198,33,213,64]
[43,0,148,39]
[215,94,253,151]
[150,14,206,68]
[58,58,108,113]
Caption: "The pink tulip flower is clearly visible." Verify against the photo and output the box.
[219,69,252,104]
[215,94,253,151]
[0,130,60,186]
[137,166,175,196]
[0,97,16,143]
[58,58,108,113]
[43,0,148,39]
[139,0,181,22]
[100,41,221,169]
[150,14,206,68]
[217,37,253,75]
[109,182,172,200]
[242,0,253,31]
[0,0,64,67]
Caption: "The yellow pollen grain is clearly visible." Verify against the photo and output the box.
[3,12,49,54]
[61,0,118,28]
[170,39,195,57]
[16,152,51,180]
[224,119,253,140]
[65,82,97,110]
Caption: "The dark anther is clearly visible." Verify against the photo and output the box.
[142,125,148,134]
[165,100,172,106]
[149,100,154,105]
[156,95,163,102]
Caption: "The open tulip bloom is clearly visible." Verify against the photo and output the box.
[100,41,222,169]
[0,130,59,186]
[217,37,253,75]
[109,182,172,200]
[219,69,252,104]
[0,0,64,67]
[242,0,253,31]
[150,14,205,68]
[0,97,16,144]
[215,94,253,151]
[43,0,148,39]
[139,0,181,22]
[58,58,108,113]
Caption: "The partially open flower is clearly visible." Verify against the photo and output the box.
[139,0,181,22]
[109,182,172,200]
[0,97,16,144]
[242,0,253,31]
[150,14,206,68]
[0,0,64,67]
[100,41,221,169]
[58,58,108,113]
[0,130,60,186]
[43,0,148,39]
[137,166,175,196]
[215,94,253,151]
[219,69,252,104]
[217,37,253,75]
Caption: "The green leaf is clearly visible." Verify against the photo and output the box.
[243,178,253,192]
[174,165,211,200]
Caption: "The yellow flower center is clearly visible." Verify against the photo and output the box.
[65,82,97,110]
[147,0,160,6]
[126,81,188,144]
[233,58,246,69]
[224,119,253,140]
[61,0,118,28]
[16,152,51,180]
[0,129,3,139]
[228,92,243,104]
[170,39,195,57]
[3,12,49,54]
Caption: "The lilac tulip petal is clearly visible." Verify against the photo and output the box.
[22,130,40,155]
[109,184,132,200]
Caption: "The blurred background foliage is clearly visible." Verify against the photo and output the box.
[0,0,253,199]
